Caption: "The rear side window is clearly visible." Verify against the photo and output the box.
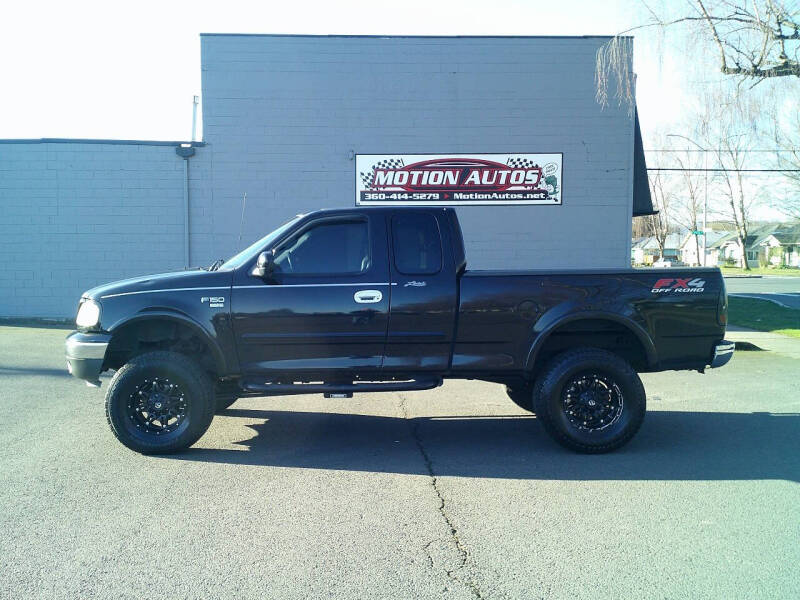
[274,219,370,275]
[391,214,442,275]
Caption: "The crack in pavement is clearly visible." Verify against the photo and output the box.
[399,396,486,599]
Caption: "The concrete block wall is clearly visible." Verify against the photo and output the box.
[0,141,194,317]
[199,35,634,268]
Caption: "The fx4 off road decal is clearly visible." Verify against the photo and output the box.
[651,278,706,294]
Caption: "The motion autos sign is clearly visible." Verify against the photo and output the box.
[356,153,562,206]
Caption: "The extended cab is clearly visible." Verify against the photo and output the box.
[66,207,733,454]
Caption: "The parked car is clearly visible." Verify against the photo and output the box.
[66,207,733,454]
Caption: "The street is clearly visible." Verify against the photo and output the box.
[725,276,800,309]
[1,325,798,599]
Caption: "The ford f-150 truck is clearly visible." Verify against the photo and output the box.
[66,207,733,454]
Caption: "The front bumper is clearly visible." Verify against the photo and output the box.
[65,331,111,386]
[710,340,735,369]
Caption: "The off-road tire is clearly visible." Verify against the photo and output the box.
[105,351,215,454]
[506,384,535,412]
[533,348,646,454]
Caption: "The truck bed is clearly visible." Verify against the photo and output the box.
[453,267,725,374]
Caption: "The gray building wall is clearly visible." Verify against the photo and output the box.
[0,140,199,317]
[199,34,634,269]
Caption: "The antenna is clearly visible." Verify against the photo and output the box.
[238,192,247,246]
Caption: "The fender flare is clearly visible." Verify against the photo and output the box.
[107,310,229,375]
[524,310,658,373]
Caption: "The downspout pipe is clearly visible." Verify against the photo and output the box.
[175,144,196,269]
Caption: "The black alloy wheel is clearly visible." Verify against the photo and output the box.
[126,376,189,436]
[533,348,646,453]
[105,351,215,454]
[561,372,624,432]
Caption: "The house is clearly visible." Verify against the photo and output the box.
[679,230,729,266]
[631,233,684,265]
[752,222,800,267]
[709,230,761,268]
[631,237,651,264]
[705,222,799,268]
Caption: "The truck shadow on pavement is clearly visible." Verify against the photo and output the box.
[167,408,800,482]
[0,366,71,378]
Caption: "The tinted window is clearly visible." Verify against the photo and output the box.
[274,219,370,275]
[392,214,442,275]
[220,215,302,270]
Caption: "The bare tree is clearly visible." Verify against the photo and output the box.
[690,0,800,79]
[695,91,763,270]
[645,170,675,258]
[714,137,755,268]
[597,1,800,108]
[632,215,652,238]
[671,151,706,265]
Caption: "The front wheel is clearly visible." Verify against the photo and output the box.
[533,348,646,453]
[105,351,215,454]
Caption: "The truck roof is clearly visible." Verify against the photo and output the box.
[310,206,458,215]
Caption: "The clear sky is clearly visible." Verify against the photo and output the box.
[0,0,685,142]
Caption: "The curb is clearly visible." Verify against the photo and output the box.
[723,275,763,279]
[729,293,793,308]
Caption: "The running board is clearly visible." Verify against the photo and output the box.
[238,377,442,396]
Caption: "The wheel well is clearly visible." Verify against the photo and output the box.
[532,318,649,373]
[104,319,219,376]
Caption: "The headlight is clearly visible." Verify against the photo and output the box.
[76,299,101,328]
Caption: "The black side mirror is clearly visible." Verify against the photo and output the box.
[252,251,275,279]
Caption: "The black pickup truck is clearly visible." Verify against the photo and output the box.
[66,207,733,454]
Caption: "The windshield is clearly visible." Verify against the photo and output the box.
[219,216,303,270]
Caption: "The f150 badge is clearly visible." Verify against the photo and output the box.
[201,296,225,308]
[651,278,706,294]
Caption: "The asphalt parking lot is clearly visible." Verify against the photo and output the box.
[1,325,798,599]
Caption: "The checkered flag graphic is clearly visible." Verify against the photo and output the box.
[375,158,405,169]
[360,158,405,188]
[506,157,540,169]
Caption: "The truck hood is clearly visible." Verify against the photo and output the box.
[83,269,232,301]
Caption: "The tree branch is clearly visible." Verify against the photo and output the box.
[721,60,800,76]
[698,0,732,73]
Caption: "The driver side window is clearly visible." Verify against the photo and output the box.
[274,219,370,275]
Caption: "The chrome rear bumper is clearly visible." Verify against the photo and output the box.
[710,340,735,369]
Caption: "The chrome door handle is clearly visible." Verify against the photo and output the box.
[354,290,383,304]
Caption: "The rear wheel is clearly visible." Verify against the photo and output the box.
[533,348,645,453]
[105,351,215,454]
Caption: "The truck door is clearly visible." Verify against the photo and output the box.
[385,211,458,371]
[231,213,389,375]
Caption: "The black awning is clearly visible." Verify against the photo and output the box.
[633,108,656,217]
